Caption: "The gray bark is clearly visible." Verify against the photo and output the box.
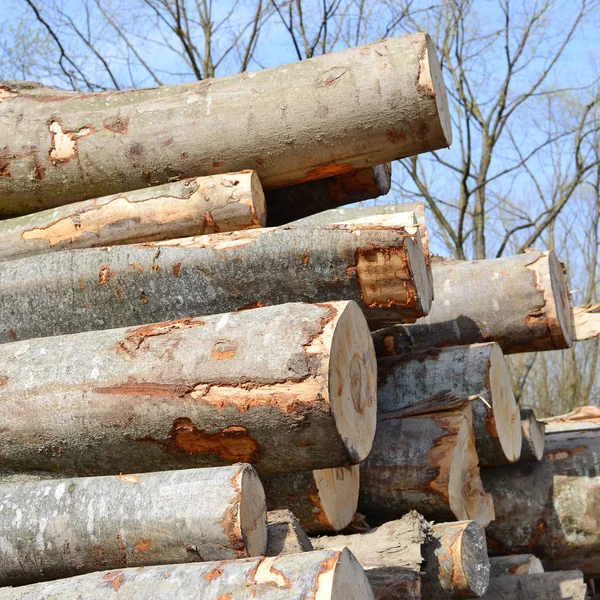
[519,408,545,461]
[483,428,600,577]
[479,571,587,600]
[372,250,573,355]
[0,548,375,599]
[365,568,422,600]
[0,300,377,476]
[0,33,451,217]
[0,172,265,263]
[489,555,544,577]
[266,510,313,556]
[0,465,267,586]
[265,164,392,226]
[0,223,430,344]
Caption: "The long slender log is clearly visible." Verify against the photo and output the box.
[479,571,587,600]
[0,548,375,599]
[542,405,600,432]
[360,405,495,527]
[0,223,430,344]
[266,510,313,556]
[265,164,392,226]
[0,33,451,217]
[377,342,521,465]
[262,465,359,534]
[0,172,265,263]
[0,300,376,476]
[489,555,544,577]
[373,250,574,356]
[519,408,545,461]
[483,428,600,576]
[572,303,600,340]
[0,465,266,586]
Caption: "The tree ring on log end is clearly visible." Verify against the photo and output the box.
[546,250,574,348]
[238,465,268,556]
[313,465,359,531]
[457,521,490,596]
[330,548,376,600]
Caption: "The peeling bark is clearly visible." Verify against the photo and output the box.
[572,304,600,341]
[0,171,265,263]
[519,408,545,461]
[266,510,313,556]
[542,405,600,432]
[489,555,544,577]
[479,571,587,599]
[0,301,376,476]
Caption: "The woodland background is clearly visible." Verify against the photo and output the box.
[2,0,599,415]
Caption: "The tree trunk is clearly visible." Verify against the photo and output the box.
[519,408,545,461]
[489,555,544,577]
[0,172,265,263]
[0,33,451,217]
[479,571,587,600]
[0,548,375,599]
[0,223,431,344]
[572,304,600,341]
[359,405,495,527]
[262,465,359,534]
[483,427,600,577]
[376,343,521,465]
[265,164,392,226]
[266,510,313,556]
[0,465,267,587]
[372,250,573,355]
[0,300,377,476]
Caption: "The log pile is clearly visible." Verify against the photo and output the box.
[0,29,597,599]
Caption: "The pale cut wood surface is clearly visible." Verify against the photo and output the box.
[518,408,545,461]
[489,555,545,577]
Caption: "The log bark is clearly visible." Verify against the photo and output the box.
[0,465,267,586]
[364,568,422,600]
[0,33,451,217]
[262,465,359,534]
[265,164,392,226]
[376,342,521,465]
[0,171,265,263]
[0,300,376,476]
[359,405,495,527]
[266,510,314,556]
[519,408,545,461]
[483,428,600,577]
[572,303,600,340]
[0,223,430,344]
[372,250,574,356]
[489,555,544,577]
[0,548,375,599]
[479,571,587,600]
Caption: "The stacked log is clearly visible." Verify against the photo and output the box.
[489,554,544,577]
[518,408,546,461]
[265,510,314,556]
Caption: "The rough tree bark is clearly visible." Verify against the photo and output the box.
[479,571,587,600]
[376,342,522,465]
[0,301,377,476]
[0,465,267,586]
[0,33,451,217]
[372,250,573,355]
[359,405,495,527]
[0,171,266,263]
[0,548,375,599]
[262,465,359,534]
[489,555,544,577]
[0,223,431,344]
[483,427,600,577]
[519,408,545,461]
[266,510,314,556]
[265,164,392,226]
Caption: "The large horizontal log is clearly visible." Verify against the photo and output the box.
[0,300,376,476]
[483,428,600,577]
[519,408,545,461]
[0,465,266,586]
[0,171,265,263]
[266,510,313,556]
[489,555,544,577]
[265,164,392,226]
[0,548,375,599]
[0,33,451,217]
[372,250,573,355]
[479,571,587,600]
[0,222,430,344]
[377,342,521,465]
[262,465,359,534]
[359,405,495,527]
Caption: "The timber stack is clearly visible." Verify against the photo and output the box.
[0,30,597,600]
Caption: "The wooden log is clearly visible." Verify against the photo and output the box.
[479,571,587,600]
[0,172,266,263]
[519,408,545,461]
[0,548,376,599]
[377,342,521,465]
[359,405,495,527]
[0,222,431,344]
[483,428,600,577]
[266,509,313,556]
[542,405,600,432]
[372,250,574,356]
[364,568,422,600]
[572,303,600,340]
[265,164,392,226]
[0,33,451,217]
[0,465,266,586]
[0,300,376,476]
[489,555,544,577]
[262,465,359,534]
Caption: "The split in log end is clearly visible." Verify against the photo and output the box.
[423,34,452,148]
[238,464,268,556]
[313,464,360,531]
[520,408,545,461]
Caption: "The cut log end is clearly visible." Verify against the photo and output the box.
[330,548,376,600]
[520,408,545,461]
[328,301,377,463]
[238,464,268,556]
[372,163,393,196]
[248,170,267,227]
[424,34,452,147]
[313,465,360,531]
[455,521,490,596]
[405,226,433,317]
